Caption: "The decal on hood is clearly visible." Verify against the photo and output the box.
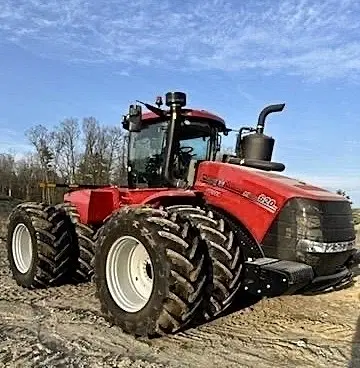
[201,174,278,214]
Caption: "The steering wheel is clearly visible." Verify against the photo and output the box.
[179,146,194,154]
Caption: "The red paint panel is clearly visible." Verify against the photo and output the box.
[64,190,92,223]
[142,109,225,125]
[140,189,196,204]
[64,189,119,224]
[121,188,171,204]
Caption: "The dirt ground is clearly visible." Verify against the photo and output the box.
[0,202,359,368]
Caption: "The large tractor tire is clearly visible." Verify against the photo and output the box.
[6,202,75,288]
[93,206,211,337]
[164,204,263,320]
[59,202,95,283]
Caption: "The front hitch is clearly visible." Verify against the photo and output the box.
[242,257,315,297]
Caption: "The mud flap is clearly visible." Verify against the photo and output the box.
[242,257,314,297]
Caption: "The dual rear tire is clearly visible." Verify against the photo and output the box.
[6,202,96,289]
[6,202,76,288]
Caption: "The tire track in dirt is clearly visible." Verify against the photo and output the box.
[0,301,90,367]
[0,280,179,367]
[0,324,89,368]
[0,301,168,367]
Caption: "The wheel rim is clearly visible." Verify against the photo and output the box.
[12,223,33,274]
[105,235,154,313]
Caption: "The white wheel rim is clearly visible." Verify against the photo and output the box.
[105,235,154,313]
[12,223,33,274]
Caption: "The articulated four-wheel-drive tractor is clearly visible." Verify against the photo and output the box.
[6,92,360,337]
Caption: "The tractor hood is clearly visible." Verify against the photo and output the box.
[195,161,352,243]
[195,161,346,203]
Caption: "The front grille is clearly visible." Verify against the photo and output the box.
[293,199,355,242]
[261,198,356,276]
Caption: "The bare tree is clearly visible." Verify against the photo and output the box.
[78,117,100,184]
[55,118,80,183]
[101,126,123,183]
[15,154,43,201]
[78,118,124,185]
[113,133,129,185]
[0,153,16,196]
[26,125,56,202]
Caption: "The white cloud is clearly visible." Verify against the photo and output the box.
[1,0,360,81]
[114,70,131,77]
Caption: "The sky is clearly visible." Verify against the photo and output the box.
[0,0,360,204]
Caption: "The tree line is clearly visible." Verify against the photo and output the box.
[0,117,128,203]
[0,116,353,207]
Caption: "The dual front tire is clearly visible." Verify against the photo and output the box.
[94,206,211,336]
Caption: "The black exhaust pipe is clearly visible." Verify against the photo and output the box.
[257,103,285,134]
[163,92,186,185]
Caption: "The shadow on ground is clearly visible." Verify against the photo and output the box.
[349,315,360,368]
[186,272,360,336]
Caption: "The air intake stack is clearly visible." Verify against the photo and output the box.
[231,103,286,172]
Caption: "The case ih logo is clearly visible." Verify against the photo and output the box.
[201,174,278,214]
[201,175,226,188]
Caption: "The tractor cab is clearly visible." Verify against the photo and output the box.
[122,91,287,189]
[122,92,227,188]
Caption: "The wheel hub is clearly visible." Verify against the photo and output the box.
[11,223,33,274]
[105,236,154,313]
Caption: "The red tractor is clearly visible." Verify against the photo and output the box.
[6,92,360,337]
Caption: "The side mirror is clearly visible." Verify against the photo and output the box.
[123,104,142,132]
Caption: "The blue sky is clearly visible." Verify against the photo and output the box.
[0,0,360,205]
